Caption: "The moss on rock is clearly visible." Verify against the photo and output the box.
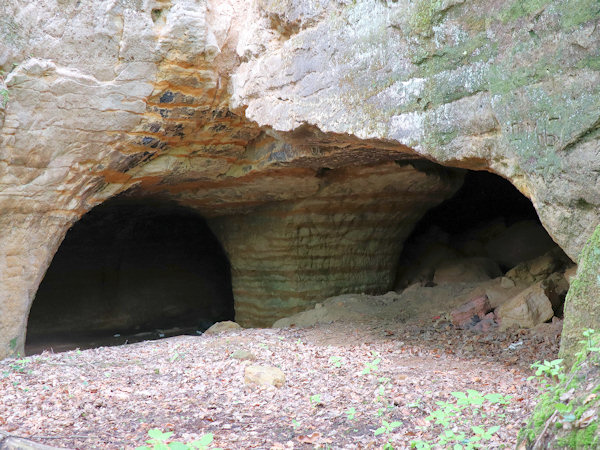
[560,226,600,366]
[520,329,600,448]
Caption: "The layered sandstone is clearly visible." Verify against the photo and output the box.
[0,0,598,359]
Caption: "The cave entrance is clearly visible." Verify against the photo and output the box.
[25,197,234,355]
[394,170,572,329]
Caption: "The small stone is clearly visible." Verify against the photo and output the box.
[528,253,559,278]
[231,349,256,361]
[204,321,242,334]
[244,365,285,388]
[500,277,515,288]
[471,317,496,333]
[484,311,496,320]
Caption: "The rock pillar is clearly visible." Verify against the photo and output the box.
[0,210,73,358]
[210,162,463,326]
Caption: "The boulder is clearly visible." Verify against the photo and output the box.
[560,226,600,365]
[395,241,461,288]
[541,272,570,314]
[496,283,554,330]
[272,302,331,328]
[450,295,492,329]
[458,219,507,251]
[244,365,286,388]
[485,220,558,269]
[506,248,572,284]
[485,279,529,309]
[433,257,502,284]
[204,321,242,334]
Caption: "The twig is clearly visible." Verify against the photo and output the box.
[533,410,558,449]
[31,435,94,440]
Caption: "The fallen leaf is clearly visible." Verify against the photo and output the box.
[298,432,321,444]
[415,417,430,427]
[575,409,596,428]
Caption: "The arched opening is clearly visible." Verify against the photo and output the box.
[396,170,567,286]
[393,170,573,328]
[26,196,234,354]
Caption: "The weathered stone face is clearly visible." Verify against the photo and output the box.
[210,162,463,326]
[560,225,600,364]
[0,0,597,358]
[232,0,600,259]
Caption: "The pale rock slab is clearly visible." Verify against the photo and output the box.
[433,257,502,284]
[244,365,285,388]
[0,431,64,450]
[204,321,242,335]
[497,283,555,330]
[230,349,256,361]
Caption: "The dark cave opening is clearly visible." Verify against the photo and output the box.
[395,170,571,292]
[26,197,234,355]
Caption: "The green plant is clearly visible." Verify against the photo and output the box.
[310,394,323,406]
[10,358,30,373]
[361,352,381,375]
[329,356,345,368]
[413,423,501,450]
[528,359,565,391]
[169,348,184,363]
[2,357,31,378]
[519,329,600,446]
[410,390,510,449]
[345,407,356,420]
[136,429,217,450]
[374,419,402,449]
[407,398,422,409]
[471,425,500,442]
[452,390,485,407]
[580,329,600,354]
[374,419,402,435]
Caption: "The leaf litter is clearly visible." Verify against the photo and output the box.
[0,315,560,449]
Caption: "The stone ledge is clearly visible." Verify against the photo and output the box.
[0,431,67,450]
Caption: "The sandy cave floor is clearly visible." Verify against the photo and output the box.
[0,314,561,449]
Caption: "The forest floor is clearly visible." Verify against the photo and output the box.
[0,311,561,449]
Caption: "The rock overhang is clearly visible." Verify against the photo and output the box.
[0,0,597,358]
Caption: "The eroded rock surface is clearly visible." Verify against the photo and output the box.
[560,225,600,364]
[0,0,598,358]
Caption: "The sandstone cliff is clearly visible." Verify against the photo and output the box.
[0,0,598,364]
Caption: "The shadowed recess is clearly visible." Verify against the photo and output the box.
[26,197,234,354]
[395,170,568,289]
